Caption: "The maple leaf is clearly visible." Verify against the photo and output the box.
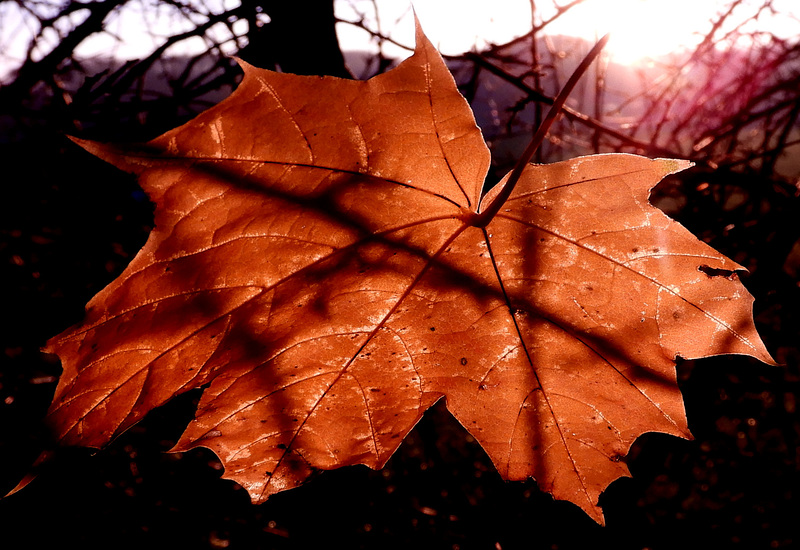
[43,21,773,524]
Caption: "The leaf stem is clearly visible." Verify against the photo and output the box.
[473,34,610,228]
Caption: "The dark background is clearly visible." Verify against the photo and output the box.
[1,1,799,548]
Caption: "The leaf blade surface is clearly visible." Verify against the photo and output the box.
[45,22,772,525]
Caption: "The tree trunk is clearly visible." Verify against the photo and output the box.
[239,0,351,78]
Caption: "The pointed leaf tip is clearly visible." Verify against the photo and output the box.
[659,157,694,175]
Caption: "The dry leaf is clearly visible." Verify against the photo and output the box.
[44,21,773,524]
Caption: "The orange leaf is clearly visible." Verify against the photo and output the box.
[44,21,773,524]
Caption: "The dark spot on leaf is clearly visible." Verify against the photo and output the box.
[698,264,735,278]
[429,327,436,331]
[277,443,287,450]
[460,357,468,365]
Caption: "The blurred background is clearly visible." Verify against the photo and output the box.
[1,0,799,548]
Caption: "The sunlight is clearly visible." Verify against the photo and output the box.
[542,0,800,65]
[544,0,712,64]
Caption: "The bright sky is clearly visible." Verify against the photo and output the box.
[1,0,799,81]
[336,0,800,65]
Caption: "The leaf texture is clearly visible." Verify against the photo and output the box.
[45,21,773,524]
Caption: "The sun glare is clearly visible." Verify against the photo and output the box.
[545,0,711,65]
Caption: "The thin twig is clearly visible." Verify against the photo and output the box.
[473,34,610,227]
